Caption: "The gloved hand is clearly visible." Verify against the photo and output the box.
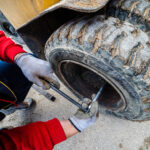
[15,53,60,90]
[69,100,99,132]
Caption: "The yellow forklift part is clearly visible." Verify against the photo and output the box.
[0,0,59,29]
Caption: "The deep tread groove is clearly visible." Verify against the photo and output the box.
[112,31,127,58]
[58,24,66,41]
[129,1,141,17]
[92,24,109,53]
[124,42,141,66]
[130,43,144,67]
[144,64,150,80]
[77,20,93,45]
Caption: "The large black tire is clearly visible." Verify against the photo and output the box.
[107,0,150,37]
[45,15,150,121]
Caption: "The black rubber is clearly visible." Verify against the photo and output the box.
[0,112,5,121]
[45,15,150,121]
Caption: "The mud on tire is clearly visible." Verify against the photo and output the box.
[45,15,150,121]
[107,0,150,37]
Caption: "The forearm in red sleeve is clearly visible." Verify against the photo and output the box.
[0,118,66,150]
[0,30,26,63]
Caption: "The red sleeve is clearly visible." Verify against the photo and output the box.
[0,30,26,63]
[0,118,66,150]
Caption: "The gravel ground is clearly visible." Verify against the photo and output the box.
[1,84,150,150]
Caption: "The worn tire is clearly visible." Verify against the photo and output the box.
[45,15,150,121]
[107,0,150,37]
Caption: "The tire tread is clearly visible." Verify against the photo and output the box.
[45,15,150,120]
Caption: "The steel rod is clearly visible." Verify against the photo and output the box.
[86,84,105,112]
[93,84,105,103]
[49,84,88,112]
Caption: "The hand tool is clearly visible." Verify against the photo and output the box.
[49,83,105,113]
[32,84,56,102]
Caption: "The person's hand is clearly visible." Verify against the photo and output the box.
[15,53,60,90]
[69,100,99,132]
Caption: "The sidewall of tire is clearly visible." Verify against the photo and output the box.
[48,48,142,120]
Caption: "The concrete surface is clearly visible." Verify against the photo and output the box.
[1,84,150,150]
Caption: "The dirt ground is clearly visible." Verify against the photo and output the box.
[1,84,150,150]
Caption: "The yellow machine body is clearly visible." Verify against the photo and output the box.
[0,0,59,29]
[0,0,109,29]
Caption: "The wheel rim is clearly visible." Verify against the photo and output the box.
[58,60,127,112]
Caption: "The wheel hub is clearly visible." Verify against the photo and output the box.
[58,60,127,112]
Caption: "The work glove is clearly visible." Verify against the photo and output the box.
[16,53,60,90]
[69,99,99,132]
